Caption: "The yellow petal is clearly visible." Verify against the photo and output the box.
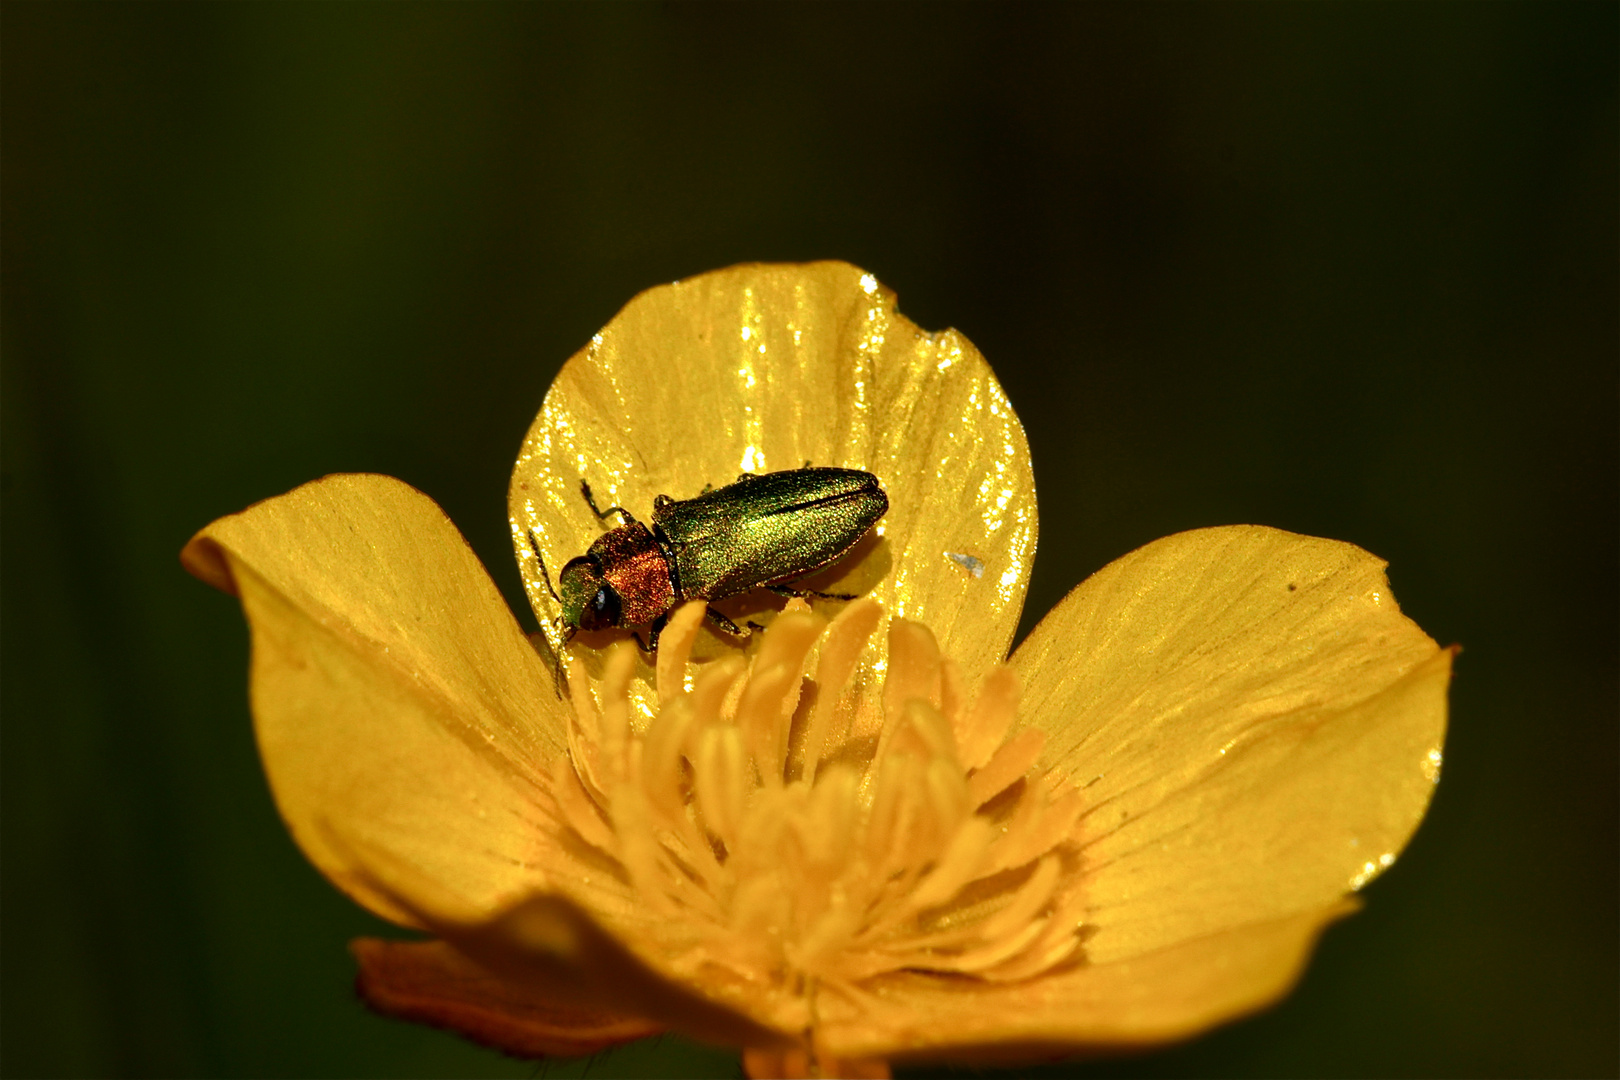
[182,474,569,927]
[510,262,1036,734]
[352,937,660,1058]
[817,901,1359,1063]
[1012,526,1449,960]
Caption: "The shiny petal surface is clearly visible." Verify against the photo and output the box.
[353,937,661,1058]
[511,262,1035,735]
[1012,526,1449,961]
[818,902,1358,1063]
[182,474,569,926]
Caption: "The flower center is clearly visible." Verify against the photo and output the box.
[549,599,1086,1011]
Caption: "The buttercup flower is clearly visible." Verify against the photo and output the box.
[184,262,1450,1077]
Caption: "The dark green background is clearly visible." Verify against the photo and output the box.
[4,4,1614,1077]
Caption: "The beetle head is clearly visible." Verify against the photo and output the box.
[557,555,622,632]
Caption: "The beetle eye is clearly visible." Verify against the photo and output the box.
[580,582,621,631]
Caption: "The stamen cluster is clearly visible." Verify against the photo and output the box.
[549,599,1086,1016]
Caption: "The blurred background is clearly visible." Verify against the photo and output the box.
[3,4,1614,1077]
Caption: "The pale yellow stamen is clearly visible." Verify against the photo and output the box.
[552,600,1086,1006]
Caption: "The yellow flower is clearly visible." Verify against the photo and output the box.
[183,262,1450,1077]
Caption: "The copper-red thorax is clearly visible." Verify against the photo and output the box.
[587,521,676,625]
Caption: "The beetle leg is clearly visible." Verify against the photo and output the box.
[546,621,576,699]
[580,480,637,526]
[766,584,859,602]
[703,607,751,640]
[644,612,668,652]
[526,529,565,604]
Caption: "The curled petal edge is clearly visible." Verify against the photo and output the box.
[353,937,662,1059]
[331,825,797,1054]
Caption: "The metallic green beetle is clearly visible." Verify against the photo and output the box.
[535,466,888,649]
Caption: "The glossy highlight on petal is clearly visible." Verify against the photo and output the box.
[510,262,1036,739]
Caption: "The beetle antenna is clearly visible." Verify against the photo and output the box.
[527,528,563,604]
[550,619,576,698]
[524,531,570,699]
[580,479,636,526]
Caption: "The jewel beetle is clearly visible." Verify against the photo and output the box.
[532,466,887,650]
